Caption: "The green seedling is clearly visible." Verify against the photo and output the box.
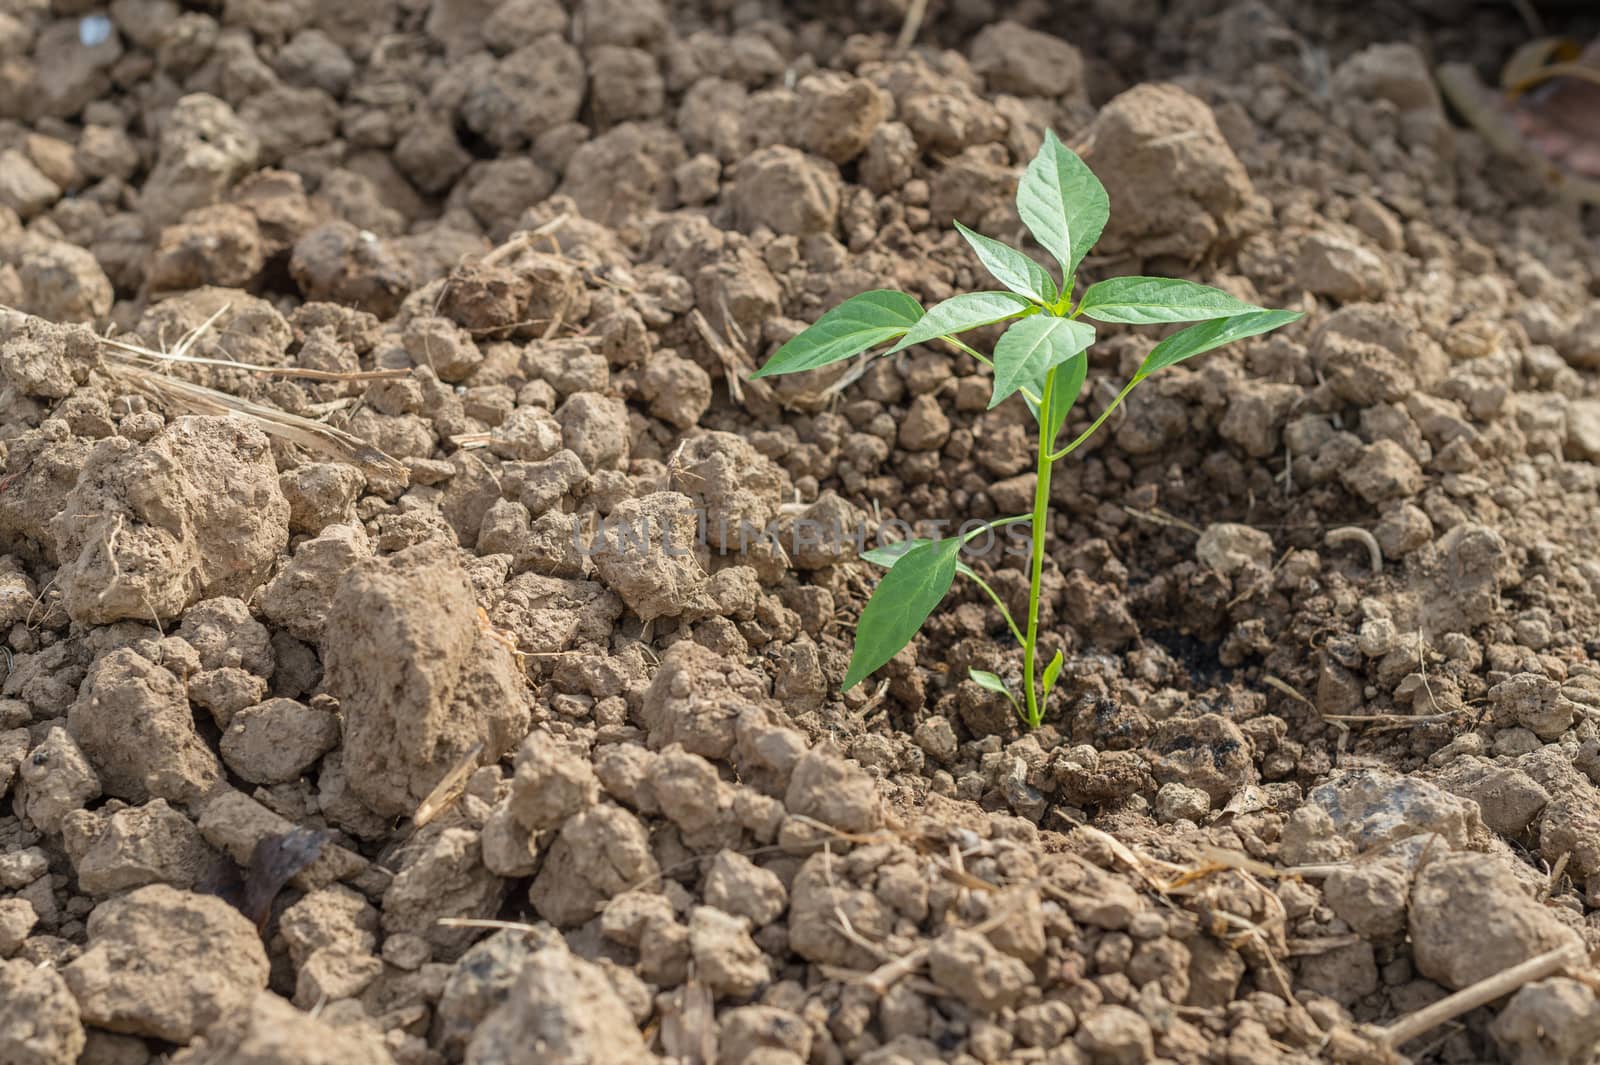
[752,131,1301,728]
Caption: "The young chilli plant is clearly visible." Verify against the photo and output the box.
[751,131,1301,728]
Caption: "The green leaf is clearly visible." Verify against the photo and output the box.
[860,539,928,568]
[1022,351,1088,445]
[862,536,978,580]
[968,668,1019,709]
[889,291,1033,353]
[1137,309,1303,379]
[843,537,962,690]
[1041,649,1065,703]
[991,316,1095,409]
[954,222,1058,305]
[1077,277,1263,325]
[1017,129,1109,282]
[750,290,923,378]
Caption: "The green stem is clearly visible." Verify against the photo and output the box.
[957,515,1031,647]
[942,336,992,368]
[969,514,1031,535]
[963,570,1025,648]
[1022,367,1057,728]
[1048,376,1142,462]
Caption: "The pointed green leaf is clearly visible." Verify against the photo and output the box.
[1022,351,1088,445]
[968,668,1019,708]
[1041,649,1065,702]
[1017,129,1108,282]
[843,537,962,690]
[991,316,1094,409]
[860,539,928,568]
[863,537,978,580]
[750,290,923,378]
[1077,277,1263,325]
[1137,309,1302,379]
[889,291,1033,353]
[954,222,1058,305]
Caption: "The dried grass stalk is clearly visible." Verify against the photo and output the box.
[89,308,407,480]
[108,363,406,479]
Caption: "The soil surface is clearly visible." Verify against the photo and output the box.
[3,1,1600,1064]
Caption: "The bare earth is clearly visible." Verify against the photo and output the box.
[2,1,1600,1064]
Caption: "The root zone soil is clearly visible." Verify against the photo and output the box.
[2,1,1600,1064]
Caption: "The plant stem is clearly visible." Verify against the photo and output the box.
[958,516,1029,645]
[1049,375,1142,462]
[940,336,993,368]
[1022,367,1057,728]
[964,571,1025,647]
[968,513,1032,535]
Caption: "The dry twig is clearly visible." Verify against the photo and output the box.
[858,904,1017,996]
[411,742,486,829]
[111,366,407,480]
[1367,944,1585,1050]
[91,310,407,479]
[1325,526,1383,574]
[1122,506,1203,536]
[479,213,571,267]
[1320,711,1459,730]
[822,843,890,962]
[102,334,407,383]
[1261,674,1315,709]
[690,308,776,413]
[894,0,930,52]
[435,917,544,934]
